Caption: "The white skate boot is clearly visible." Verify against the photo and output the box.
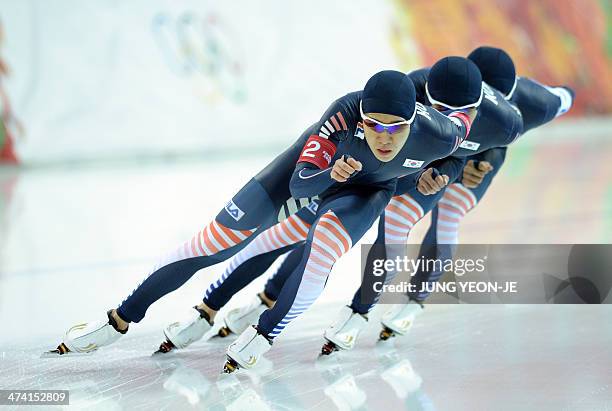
[379,301,423,340]
[218,294,270,338]
[321,306,368,355]
[223,326,272,373]
[45,310,127,356]
[156,306,213,353]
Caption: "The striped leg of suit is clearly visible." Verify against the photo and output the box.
[265,211,351,338]
[435,183,477,245]
[116,219,261,323]
[116,178,279,323]
[381,195,426,282]
[114,127,318,324]
[263,245,306,301]
[203,214,311,310]
[257,188,393,339]
[409,183,477,301]
[155,221,257,275]
[349,194,425,314]
[409,148,507,302]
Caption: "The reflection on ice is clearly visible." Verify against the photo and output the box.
[378,352,423,399]
[324,374,367,411]
[225,389,271,411]
[163,363,211,405]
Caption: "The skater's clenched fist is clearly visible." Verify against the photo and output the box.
[462,160,493,188]
[331,156,362,182]
[417,168,449,195]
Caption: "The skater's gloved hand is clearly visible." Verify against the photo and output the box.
[462,160,493,188]
[331,156,362,183]
[417,168,449,195]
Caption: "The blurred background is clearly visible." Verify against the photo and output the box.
[0,2,610,409]
[1,0,610,163]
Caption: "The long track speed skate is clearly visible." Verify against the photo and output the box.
[319,306,367,356]
[217,294,270,338]
[154,306,213,354]
[43,310,127,357]
[222,326,271,373]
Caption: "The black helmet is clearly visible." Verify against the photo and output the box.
[363,70,417,122]
[468,46,517,98]
[426,56,483,109]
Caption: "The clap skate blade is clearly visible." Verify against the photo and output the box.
[223,357,240,374]
[154,339,177,354]
[379,327,396,341]
[321,341,339,356]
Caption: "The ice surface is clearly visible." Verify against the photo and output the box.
[0,304,611,410]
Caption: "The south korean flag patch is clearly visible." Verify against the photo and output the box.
[403,158,424,169]
[459,140,480,151]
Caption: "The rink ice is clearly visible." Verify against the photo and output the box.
[1,127,612,410]
[2,304,611,410]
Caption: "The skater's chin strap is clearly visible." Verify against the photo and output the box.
[107,310,129,334]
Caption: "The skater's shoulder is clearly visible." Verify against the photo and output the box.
[314,91,363,144]
[483,85,523,126]
[332,91,362,110]
[406,104,466,158]
[413,103,463,141]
